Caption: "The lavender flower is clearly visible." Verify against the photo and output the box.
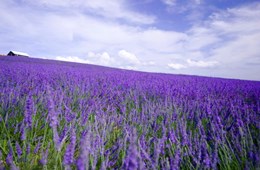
[123,129,140,170]
[172,146,180,170]
[53,127,62,151]
[26,144,31,155]
[123,144,139,170]
[63,129,76,166]
[20,124,27,141]
[34,141,41,154]
[40,146,49,166]
[211,143,218,169]
[24,95,33,128]
[40,143,50,166]
[201,142,211,169]
[6,149,13,165]
[77,131,91,170]
[46,88,59,128]
[16,142,22,158]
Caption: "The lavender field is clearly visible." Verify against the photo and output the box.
[0,56,259,170]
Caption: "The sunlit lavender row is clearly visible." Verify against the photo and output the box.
[0,56,259,169]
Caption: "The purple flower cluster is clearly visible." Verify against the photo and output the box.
[63,128,76,167]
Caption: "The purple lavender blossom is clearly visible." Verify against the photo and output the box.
[40,146,49,166]
[24,95,33,128]
[26,144,31,155]
[123,144,139,170]
[63,129,76,166]
[47,88,59,128]
[6,149,13,165]
[20,124,27,141]
[123,129,141,170]
[211,143,218,169]
[15,142,22,158]
[77,131,91,170]
[53,127,62,151]
[172,146,180,170]
[34,141,41,154]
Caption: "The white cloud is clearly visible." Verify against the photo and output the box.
[139,29,187,53]
[55,52,115,66]
[174,2,260,80]
[84,0,156,24]
[118,50,141,65]
[187,59,218,68]
[56,56,91,64]
[185,27,220,50]
[168,63,187,70]
[143,61,156,66]
[210,33,260,64]
[119,66,137,70]
[168,59,218,70]
[93,52,115,66]
[209,4,260,34]
[161,0,176,6]
[203,3,260,80]
[24,0,156,24]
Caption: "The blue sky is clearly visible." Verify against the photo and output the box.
[0,0,260,80]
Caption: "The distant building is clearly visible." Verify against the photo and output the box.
[7,51,29,57]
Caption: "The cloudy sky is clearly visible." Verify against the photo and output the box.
[0,0,260,80]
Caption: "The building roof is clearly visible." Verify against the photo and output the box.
[8,51,29,57]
